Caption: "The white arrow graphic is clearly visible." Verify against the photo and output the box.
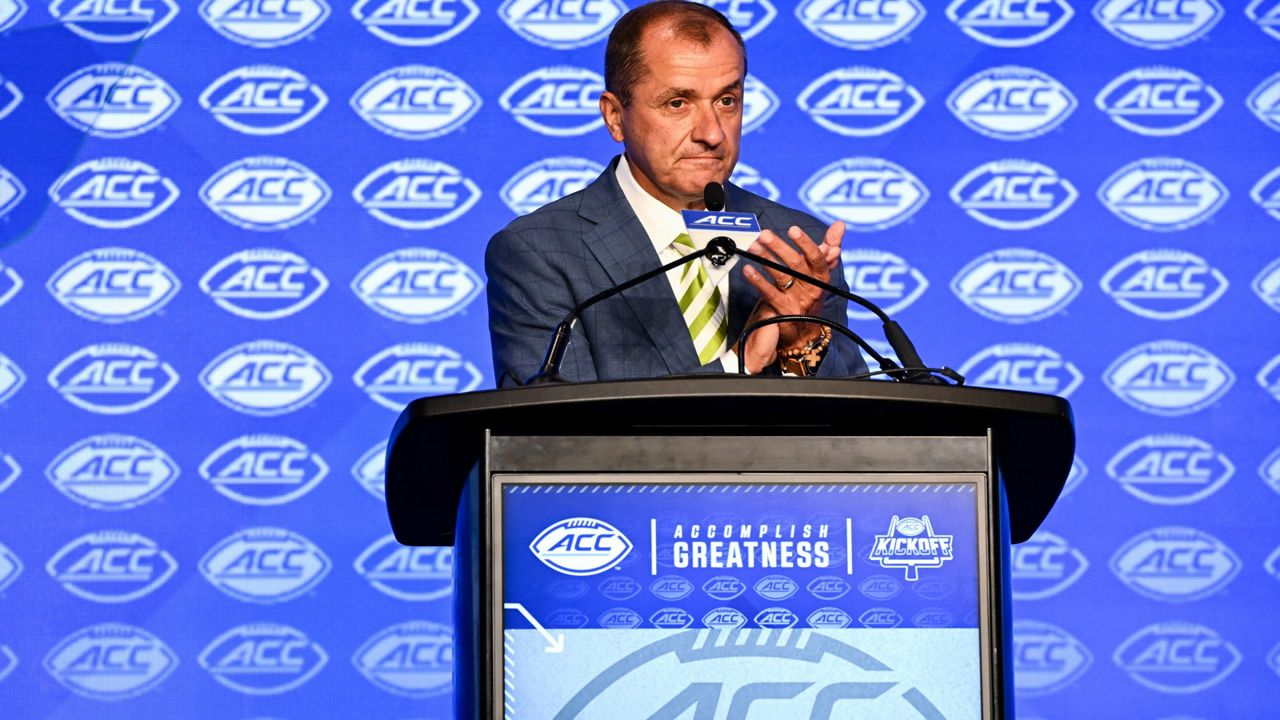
[504,602,565,653]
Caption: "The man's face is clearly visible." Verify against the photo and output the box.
[600,22,744,211]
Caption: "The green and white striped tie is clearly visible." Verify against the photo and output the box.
[672,232,728,364]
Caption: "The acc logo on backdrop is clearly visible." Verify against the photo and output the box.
[46,531,177,603]
[755,607,798,629]
[47,248,179,323]
[950,160,1076,230]
[1114,622,1240,693]
[352,440,387,500]
[741,75,778,133]
[697,0,775,40]
[1257,258,1280,312]
[1096,68,1222,136]
[960,343,1083,397]
[501,157,604,215]
[48,159,179,229]
[49,0,178,42]
[800,157,928,231]
[0,260,19,309]
[651,607,694,629]
[201,341,330,416]
[600,608,644,629]
[48,343,177,414]
[355,534,452,601]
[948,66,1075,140]
[353,621,452,698]
[702,575,746,601]
[855,607,899,628]
[200,249,328,320]
[1253,167,1280,222]
[1094,0,1222,48]
[1258,353,1280,404]
[200,435,328,506]
[809,575,851,600]
[1012,620,1091,696]
[0,73,20,121]
[45,434,178,510]
[351,65,480,140]
[702,607,747,629]
[0,541,21,593]
[201,157,330,231]
[0,450,17,494]
[599,576,640,601]
[0,165,24,218]
[200,623,327,696]
[0,0,25,32]
[946,0,1073,46]
[200,66,327,136]
[498,0,624,49]
[354,343,483,410]
[796,67,924,137]
[1247,72,1280,133]
[352,0,477,45]
[199,0,328,47]
[1249,0,1280,40]
[1107,435,1233,505]
[44,624,177,700]
[1110,527,1239,602]
[841,249,927,319]
[951,248,1081,323]
[353,159,481,229]
[1011,531,1088,600]
[47,63,179,138]
[1104,341,1233,416]
[530,518,632,576]
[200,527,330,603]
[729,162,779,201]
[0,644,13,683]
[501,66,604,137]
[796,0,925,49]
[1100,249,1227,320]
[1098,158,1227,232]
[352,248,482,323]
[755,575,799,601]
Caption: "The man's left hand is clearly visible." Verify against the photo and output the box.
[743,221,844,352]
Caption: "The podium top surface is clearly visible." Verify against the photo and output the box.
[385,377,1075,546]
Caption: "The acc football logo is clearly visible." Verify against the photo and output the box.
[354,343,483,410]
[1094,0,1222,48]
[1256,258,1280,312]
[500,66,604,137]
[951,248,1081,323]
[0,73,21,121]
[650,608,694,629]
[46,531,177,603]
[200,435,328,506]
[0,352,23,404]
[697,0,775,40]
[1247,72,1280,133]
[501,157,604,215]
[598,576,640,601]
[0,450,17,494]
[200,66,327,136]
[912,608,955,629]
[200,624,327,695]
[352,441,387,500]
[800,157,928,231]
[1096,68,1222,136]
[44,624,177,700]
[1099,158,1227,231]
[200,249,328,320]
[754,607,798,629]
[807,575,851,600]
[1100,249,1227,320]
[353,621,451,697]
[201,341,330,416]
[1114,622,1240,693]
[1011,530,1088,600]
[741,75,778,134]
[50,0,178,42]
[959,343,1083,397]
[702,607,747,629]
[1259,353,1280,404]
[951,160,1077,230]
[1253,167,1280,222]
[201,157,330,231]
[797,67,924,137]
[0,541,21,593]
[48,159,179,229]
[200,527,331,603]
[1110,527,1239,602]
[1107,435,1234,505]
[856,607,900,628]
[48,343,177,414]
[1249,0,1280,40]
[47,248,179,323]
[841,249,927,319]
[868,515,954,581]
[354,534,452,601]
[0,0,25,32]
[702,575,745,600]
[547,608,590,628]
[599,608,643,629]
[730,162,780,201]
[0,644,13,682]
[548,579,588,600]
[352,65,480,140]
[946,0,1073,46]
[754,575,798,601]
[796,0,925,49]
[498,0,624,49]
[46,434,178,510]
[948,66,1075,140]
[47,63,179,138]
[0,165,24,218]
[1104,341,1233,416]
[353,159,481,229]
[352,0,477,45]
[1013,620,1091,696]
[530,517,632,576]
[858,574,902,600]
[199,0,328,47]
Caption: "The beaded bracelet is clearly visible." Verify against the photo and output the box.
[779,325,832,377]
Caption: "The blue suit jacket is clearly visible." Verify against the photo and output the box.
[486,156,868,385]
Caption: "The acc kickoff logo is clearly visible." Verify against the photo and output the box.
[530,517,632,576]
[201,157,330,231]
[47,63,179,138]
[353,159,481,229]
[353,621,452,698]
[796,0,925,49]
[951,160,1077,230]
[200,623,327,695]
[354,343,483,410]
[1013,620,1092,696]
[200,0,328,47]
[1247,72,1280,133]
[498,0,624,49]
[1114,622,1240,693]
[1253,167,1280,223]
[47,248,179,323]
[46,434,178,510]
[948,66,1075,140]
[1100,249,1227,320]
[1011,531,1089,600]
[960,343,1083,397]
[867,515,954,581]
[352,0,477,45]
[352,248,483,323]
[1099,158,1227,231]
[200,340,331,416]
[0,165,25,218]
[1097,68,1222,136]
[48,343,177,414]
[500,66,604,137]
[1110,527,1239,602]
[200,527,330,603]
[946,0,1073,46]
[201,66,327,136]
[48,159,179,229]
[1107,435,1233,505]
[50,0,178,42]
[44,624,177,700]
[501,157,604,215]
[729,162,779,202]
[800,157,928,231]
[1094,0,1222,48]
[352,65,480,140]
[951,248,1081,323]
[797,67,924,137]
[200,435,328,506]
[841,249,927,319]
[355,534,452,601]
[47,531,177,603]
[0,0,25,32]
[1249,0,1280,40]
[200,249,328,320]
[1104,341,1233,416]
[352,441,387,501]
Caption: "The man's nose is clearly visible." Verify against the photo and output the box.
[690,102,726,147]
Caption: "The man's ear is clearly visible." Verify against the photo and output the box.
[599,91,625,143]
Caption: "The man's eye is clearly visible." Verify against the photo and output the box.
[719,96,737,107]
[669,99,686,109]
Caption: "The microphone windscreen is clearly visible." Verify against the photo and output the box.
[703,182,726,212]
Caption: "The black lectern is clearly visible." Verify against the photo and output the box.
[386,377,1074,720]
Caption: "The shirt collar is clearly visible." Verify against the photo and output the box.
[615,154,687,253]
